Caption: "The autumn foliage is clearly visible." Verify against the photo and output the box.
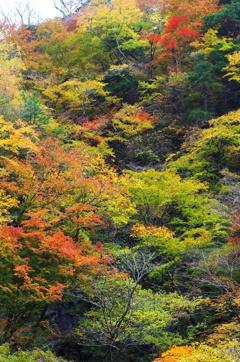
[0,0,239,360]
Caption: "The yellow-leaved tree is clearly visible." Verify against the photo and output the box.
[223,51,240,83]
[0,42,24,120]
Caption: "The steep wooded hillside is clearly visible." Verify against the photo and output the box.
[0,0,239,361]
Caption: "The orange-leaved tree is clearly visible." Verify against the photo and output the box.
[0,209,111,344]
[0,117,135,345]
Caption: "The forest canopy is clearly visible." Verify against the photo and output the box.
[0,0,239,361]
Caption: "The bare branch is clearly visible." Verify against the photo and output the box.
[54,0,89,17]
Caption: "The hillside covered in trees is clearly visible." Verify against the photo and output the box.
[0,0,239,361]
